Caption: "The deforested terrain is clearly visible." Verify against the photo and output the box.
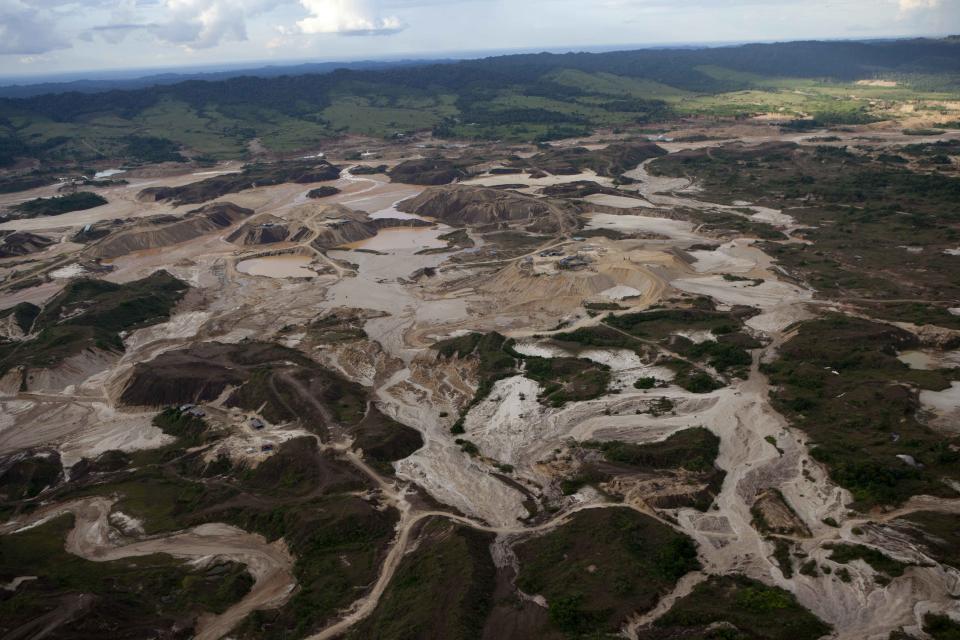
[1,37,959,640]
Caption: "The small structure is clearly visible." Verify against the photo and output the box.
[558,256,591,270]
[250,418,265,430]
[186,407,206,418]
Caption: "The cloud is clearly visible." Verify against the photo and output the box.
[0,0,71,54]
[85,0,286,50]
[297,0,405,35]
[898,0,940,9]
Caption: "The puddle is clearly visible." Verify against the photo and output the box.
[237,255,315,278]
[898,349,960,371]
[585,213,699,241]
[49,264,88,279]
[93,169,125,179]
[345,226,450,252]
[898,350,939,370]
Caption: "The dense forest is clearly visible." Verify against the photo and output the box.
[1,37,958,165]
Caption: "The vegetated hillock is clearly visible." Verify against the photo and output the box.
[517,141,666,177]
[90,202,254,258]
[347,518,496,640]
[763,314,960,507]
[397,185,578,232]
[648,574,831,640]
[387,157,471,185]
[522,355,611,407]
[306,186,341,199]
[0,271,188,383]
[138,160,341,205]
[514,508,700,636]
[7,191,107,219]
[350,405,424,471]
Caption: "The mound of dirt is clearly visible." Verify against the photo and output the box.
[387,158,470,185]
[310,217,434,251]
[0,230,56,258]
[89,202,254,258]
[227,215,308,246]
[397,185,578,232]
[138,160,342,205]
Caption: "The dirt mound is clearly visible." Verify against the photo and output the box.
[228,216,307,246]
[138,160,342,205]
[387,158,470,185]
[0,230,56,258]
[397,185,577,232]
[311,217,433,250]
[90,202,254,258]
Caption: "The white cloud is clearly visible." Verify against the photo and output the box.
[151,0,285,49]
[0,0,71,54]
[898,0,940,10]
[297,0,405,35]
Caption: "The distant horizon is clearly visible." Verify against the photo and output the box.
[2,0,956,81]
[1,32,955,87]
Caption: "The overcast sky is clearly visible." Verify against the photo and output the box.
[0,0,957,78]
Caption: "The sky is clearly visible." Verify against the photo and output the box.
[0,0,957,78]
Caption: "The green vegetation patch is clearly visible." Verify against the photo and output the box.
[10,191,107,218]
[652,574,831,640]
[586,427,720,473]
[123,135,187,164]
[764,314,960,507]
[523,356,612,407]
[924,613,960,640]
[347,518,496,640]
[825,543,909,578]
[515,508,700,635]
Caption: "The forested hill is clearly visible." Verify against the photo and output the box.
[2,37,959,166]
